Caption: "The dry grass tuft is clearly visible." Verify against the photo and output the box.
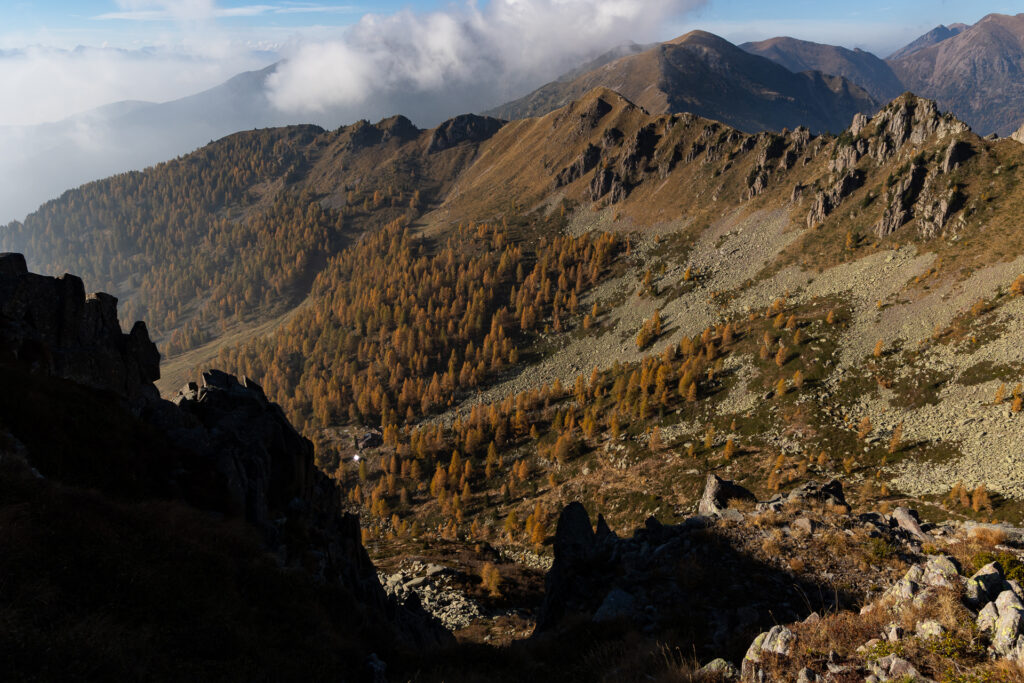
[969,526,1008,548]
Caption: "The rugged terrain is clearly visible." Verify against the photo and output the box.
[6,63,1024,679]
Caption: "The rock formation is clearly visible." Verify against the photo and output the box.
[0,252,160,400]
[0,254,450,650]
[427,114,505,154]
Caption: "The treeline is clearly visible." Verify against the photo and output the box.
[214,220,620,432]
[0,127,335,352]
[338,315,756,545]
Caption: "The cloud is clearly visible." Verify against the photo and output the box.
[266,0,708,115]
[0,45,273,125]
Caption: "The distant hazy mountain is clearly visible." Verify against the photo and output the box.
[0,61,520,224]
[888,13,1024,135]
[0,65,288,224]
[487,31,879,134]
[887,23,968,60]
[741,36,905,103]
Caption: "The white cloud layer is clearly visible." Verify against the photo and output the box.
[267,0,708,115]
[0,45,272,125]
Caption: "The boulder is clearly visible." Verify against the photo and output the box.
[967,562,1008,607]
[920,555,959,587]
[592,588,636,623]
[892,506,930,543]
[742,626,795,682]
[978,601,1000,633]
[699,474,756,516]
[701,658,740,681]
[867,654,919,680]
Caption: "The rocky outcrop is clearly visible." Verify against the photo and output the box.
[168,370,318,535]
[805,169,864,228]
[427,114,505,153]
[868,95,969,156]
[873,163,929,238]
[0,252,160,400]
[554,144,602,188]
[378,114,421,143]
[535,497,837,659]
[873,161,965,239]
[942,138,973,172]
[589,168,628,203]
[0,255,451,650]
[155,370,451,647]
[1013,122,1024,144]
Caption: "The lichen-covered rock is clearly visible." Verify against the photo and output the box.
[701,658,740,680]
[915,619,944,639]
[979,601,1001,633]
[920,555,960,589]
[742,626,795,682]
[867,653,920,680]
[967,562,1008,607]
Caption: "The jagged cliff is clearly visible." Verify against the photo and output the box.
[0,252,159,400]
[0,255,448,679]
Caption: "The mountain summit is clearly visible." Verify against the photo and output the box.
[487,31,878,134]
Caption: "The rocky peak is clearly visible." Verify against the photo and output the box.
[427,114,505,154]
[0,252,159,400]
[864,94,969,154]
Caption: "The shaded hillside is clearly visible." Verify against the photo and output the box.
[741,36,905,102]
[0,254,447,679]
[887,22,968,60]
[888,13,1024,134]
[486,31,878,134]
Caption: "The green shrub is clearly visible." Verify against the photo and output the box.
[868,537,898,561]
[972,551,1024,583]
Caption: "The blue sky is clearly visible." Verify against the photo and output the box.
[4,1,1019,52]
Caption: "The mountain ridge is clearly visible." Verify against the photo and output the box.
[741,36,905,103]
[486,30,879,134]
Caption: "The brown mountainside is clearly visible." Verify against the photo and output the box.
[887,22,969,60]
[888,13,1024,135]
[486,31,878,134]
[741,36,905,102]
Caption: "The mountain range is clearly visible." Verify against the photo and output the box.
[8,13,1024,224]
